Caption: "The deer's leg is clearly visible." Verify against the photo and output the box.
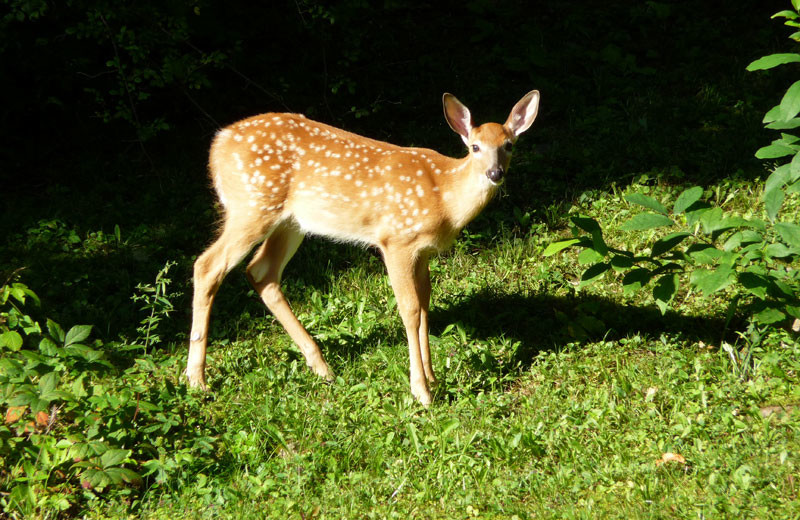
[187,220,268,389]
[246,223,331,380]
[415,256,436,385]
[384,248,431,406]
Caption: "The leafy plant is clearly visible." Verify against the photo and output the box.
[131,260,181,352]
[545,4,800,348]
[0,273,215,518]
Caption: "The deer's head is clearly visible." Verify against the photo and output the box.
[443,90,540,186]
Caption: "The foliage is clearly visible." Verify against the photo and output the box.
[0,271,216,518]
[131,261,181,352]
[545,4,800,342]
[2,0,229,141]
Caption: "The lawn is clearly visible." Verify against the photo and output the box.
[2,174,798,518]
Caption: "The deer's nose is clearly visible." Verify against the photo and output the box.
[487,166,505,184]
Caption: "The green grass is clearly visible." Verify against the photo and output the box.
[25,175,785,519]
[2,171,798,519]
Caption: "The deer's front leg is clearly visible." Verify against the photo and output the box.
[384,250,431,407]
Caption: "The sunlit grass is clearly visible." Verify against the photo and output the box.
[124,175,800,520]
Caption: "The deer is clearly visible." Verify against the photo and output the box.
[186,90,540,406]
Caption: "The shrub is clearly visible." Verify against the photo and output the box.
[545,4,800,346]
[0,269,215,518]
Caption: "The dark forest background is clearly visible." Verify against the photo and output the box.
[0,0,793,334]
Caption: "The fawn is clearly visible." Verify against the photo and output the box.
[187,90,540,406]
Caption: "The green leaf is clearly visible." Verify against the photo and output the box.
[756,142,797,159]
[620,213,675,231]
[747,53,800,70]
[653,274,679,315]
[792,153,800,181]
[773,278,796,298]
[47,319,65,343]
[765,243,796,258]
[0,331,23,351]
[710,217,750,234]
[773,9,800,20]
[685,202,711,228]
[673,186,704,214]
[779,80,800,121]
[578,248,604,265]
[699,207,724,234]
[571,216,601,233]
[264,423,290,453]
[738,272,770,299]
[104,467,143,486]
[38,337,59,356]
[580,263,610,285]
[740,230,765,243]
[652,232,691,256]
[766,117,800,129]
[775,222,800,249]
[9,484,34,514]
[700,207,750,235]
[39,371,59,395]
[763,104,784,124]
[781,132,800,144]
[625,193,668,214]
[543,238,581,256]
[440,418,460,438]
[753,306,787,325]
[690,265,735,294]
[766,164,791,196]
[610,254,634,271]
[622,269,651,295]
[686,244,727,264]
[65,344,103,362]
[101,449,131,469]
[84,468,112,490]
[590,229,608,256]
[723,232,743,252]
[764,189,785,221]
[65,325,92,347]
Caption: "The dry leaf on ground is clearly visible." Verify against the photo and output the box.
[656,452,686,466]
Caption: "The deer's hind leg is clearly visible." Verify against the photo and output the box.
[246,221,331,379]
[415,256,436,385]
[187,214,273,389]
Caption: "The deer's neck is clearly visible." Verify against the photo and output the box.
[434,154,499,234]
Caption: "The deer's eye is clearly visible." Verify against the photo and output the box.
[504,141,513,152]
[472,144,480,153]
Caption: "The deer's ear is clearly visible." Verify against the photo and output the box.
[443,93,473,143]
[505,90,540,138]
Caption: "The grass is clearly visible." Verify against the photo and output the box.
[6,173,789,519]
[148,253,799,519]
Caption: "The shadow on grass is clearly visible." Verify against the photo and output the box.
[430,289,730,368]
[293,283,732,380]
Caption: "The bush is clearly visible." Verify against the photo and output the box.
[545,4,800,347]
[0,270,215,518]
